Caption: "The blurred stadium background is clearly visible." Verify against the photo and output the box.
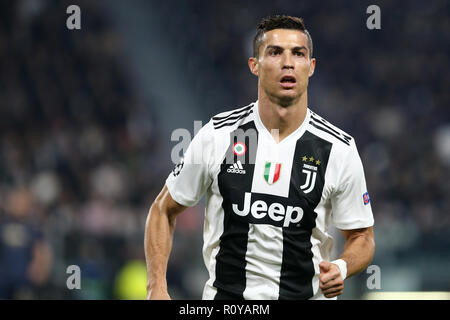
[0,0,448,299]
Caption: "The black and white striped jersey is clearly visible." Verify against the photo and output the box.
[166,101,374,300]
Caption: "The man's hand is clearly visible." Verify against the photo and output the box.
[319,261,344,298]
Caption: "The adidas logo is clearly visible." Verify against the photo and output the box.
[227,161,246,174]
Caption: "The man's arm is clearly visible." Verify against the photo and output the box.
[339,226,375,277]
[144,184,187,300]
[319,226,375,298]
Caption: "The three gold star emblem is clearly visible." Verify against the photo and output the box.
[302,155,321,166]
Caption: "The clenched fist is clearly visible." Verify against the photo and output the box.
[319,261,344,298]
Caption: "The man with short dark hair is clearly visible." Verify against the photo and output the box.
[145,15,375,300]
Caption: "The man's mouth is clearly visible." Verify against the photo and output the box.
[280,75,296,88]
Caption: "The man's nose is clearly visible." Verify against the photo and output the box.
[282,52,294,69]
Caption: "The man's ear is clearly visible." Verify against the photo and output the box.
[308,58,316,77]
[248,57,259,76]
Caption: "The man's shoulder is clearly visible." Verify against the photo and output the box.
[191,103,256,156]
[307,108,354,148]
[209,102,256,132]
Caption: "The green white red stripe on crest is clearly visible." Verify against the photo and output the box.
[264,162,281,184]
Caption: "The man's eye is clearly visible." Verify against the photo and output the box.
[270,51,280,56]
[295,51,305,56]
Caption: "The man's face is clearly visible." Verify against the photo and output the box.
[249,29,315,106]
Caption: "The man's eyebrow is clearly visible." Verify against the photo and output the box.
[266,45,283,50]
[265,45,308,51]
[292,46,308,52]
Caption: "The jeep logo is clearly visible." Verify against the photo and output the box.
[232,192,304,227]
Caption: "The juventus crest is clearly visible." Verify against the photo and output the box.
[300,156,320,194]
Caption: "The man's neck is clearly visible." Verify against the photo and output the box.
[258,91,308,143]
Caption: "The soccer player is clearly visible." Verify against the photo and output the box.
[145,15,375,300]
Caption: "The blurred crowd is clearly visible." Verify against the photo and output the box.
[0,0,449,299]
[0,0,174,299]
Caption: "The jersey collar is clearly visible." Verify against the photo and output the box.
[253,100,311,145]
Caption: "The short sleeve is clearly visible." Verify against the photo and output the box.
[331,139,374,230]
[165,120,214,207]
